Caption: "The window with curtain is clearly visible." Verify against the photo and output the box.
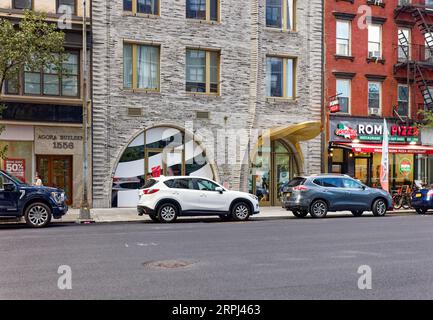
[266,0,295,30]
[368,24,382,58]
[336,20,350,56]
[13,0,32,9]
[186,49,219,94]
[186,0,218,21]
[124,0,159,15]
[266,56,295,98]
[336,79,350,113]
[368,82,381,111]
[398,84,409,117]
[57,0,76,14]
[123,43,160,90]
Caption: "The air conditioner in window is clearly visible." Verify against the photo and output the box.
[368,51,381,59]
[369,108,381,116]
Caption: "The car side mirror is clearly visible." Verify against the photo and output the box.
[3,182,16,192]
[362,186,366,190]
[215,187,224,194]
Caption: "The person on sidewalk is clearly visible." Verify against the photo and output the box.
[33,173,43,187]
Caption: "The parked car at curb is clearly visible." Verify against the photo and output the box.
[412,186,433,214]
[137,176,260,223]
[282,174,393,218]
[0,170,68,228]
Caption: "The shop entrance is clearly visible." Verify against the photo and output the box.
[354,155,371,186]
[36,155,73,205]
[250,140,298,206]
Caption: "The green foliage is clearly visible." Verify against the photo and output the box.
[0,10,66,90]
[418,109,433,128]
[0,10,66,159]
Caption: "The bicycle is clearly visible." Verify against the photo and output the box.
[392,185,412,210]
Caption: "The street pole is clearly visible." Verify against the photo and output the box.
[79,0,92,221]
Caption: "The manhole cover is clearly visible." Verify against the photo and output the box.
[142,260,195,269]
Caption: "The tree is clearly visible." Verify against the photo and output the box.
[0,10,66,159]
[419,109,433,128]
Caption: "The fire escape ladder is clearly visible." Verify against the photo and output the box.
[412,7,433,57]
[397,28,410,60]
[414,63,433,110]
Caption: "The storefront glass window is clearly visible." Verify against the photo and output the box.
[0,141,33,184]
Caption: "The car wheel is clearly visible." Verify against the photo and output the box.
[416,208,427,215]
[310,200,328,218]
[157,203,178,223]
[351,210,364,217]
[148,214,159,222]
[231,202,251,221]
[372,199,387,217]
[292,210,308,218]
[24,202,52,228]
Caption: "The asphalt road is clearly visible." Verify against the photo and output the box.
[2,214,433,300]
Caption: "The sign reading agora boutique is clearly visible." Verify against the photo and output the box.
[330,116,420,144]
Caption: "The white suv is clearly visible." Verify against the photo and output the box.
[137,176,260,223]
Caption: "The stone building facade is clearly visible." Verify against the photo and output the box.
[91,0,323,208]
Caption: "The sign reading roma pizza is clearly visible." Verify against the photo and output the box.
[4,158,26,182]
[330,116,420,144]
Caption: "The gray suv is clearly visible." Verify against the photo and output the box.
[282,174,393,218]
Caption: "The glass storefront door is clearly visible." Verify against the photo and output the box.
[250,140,297,206]
[354,157,370,185]
[274,153,291,205]
[36,155,73,205]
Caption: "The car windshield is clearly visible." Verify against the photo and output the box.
[2,171,25,185]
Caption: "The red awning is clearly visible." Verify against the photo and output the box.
[336,142,433,155]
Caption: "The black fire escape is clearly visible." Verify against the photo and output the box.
[394,3,433,119]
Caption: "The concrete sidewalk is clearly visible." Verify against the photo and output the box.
[55,206,416,224]
[0,206,417,225]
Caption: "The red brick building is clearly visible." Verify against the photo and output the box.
[325,0,433,189]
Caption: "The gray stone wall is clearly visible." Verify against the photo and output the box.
[91,0,323,208]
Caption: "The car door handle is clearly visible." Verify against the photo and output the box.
[200,194,206,198]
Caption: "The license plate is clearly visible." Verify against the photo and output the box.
[416,193,422,198]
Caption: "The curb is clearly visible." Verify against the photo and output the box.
[0,210,419,226]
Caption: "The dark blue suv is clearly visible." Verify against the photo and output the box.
[0,170,68,227]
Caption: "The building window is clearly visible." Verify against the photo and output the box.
[266,0,295,30]
[336,79,350,113]
[398,28,410,61]
[57,0,76,14]
[124,0,159,15]
[186,0,218,22]
[266,56,295,99]
[12,0,32,9]
[368,82,381,114]
[186,49,219,94]
[398,0,411,5]
[20,52,79,97]
[336,20,350,56]
[368,24,382,59]
[123,43,160,91]
[397,84,409,117]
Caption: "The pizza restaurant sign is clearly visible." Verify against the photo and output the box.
[331,117,420,144]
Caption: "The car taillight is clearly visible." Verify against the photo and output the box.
[143,188,159,195]
[293,185,308,191]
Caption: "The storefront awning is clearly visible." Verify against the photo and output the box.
[335,142,433,155]
[256,121,322,146]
